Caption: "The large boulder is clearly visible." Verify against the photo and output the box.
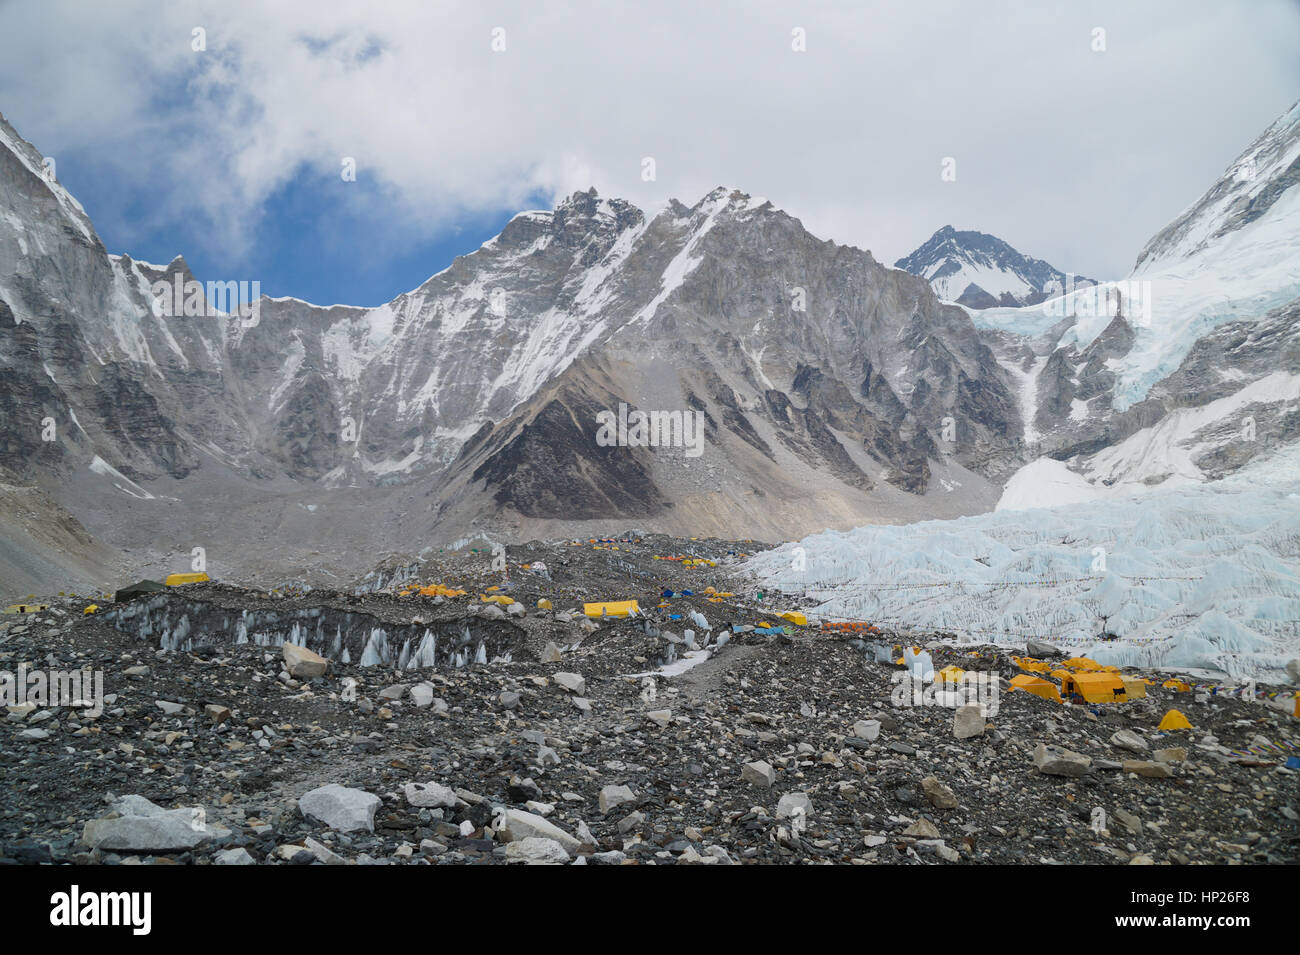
[82,795,223,852]
[282,643,329,679]
[298,784,380,832]
[598,784,636,814]
[775,792,812,820]
[504,837,570,864]
[1026,639,1063,659]
[953,704,986,739]
[1110,729,1148,753]
[1033,743,1092,777]
[493,808,584,854]
[553,672,586,695]
[404,781,464,810]
[742,760,775,788]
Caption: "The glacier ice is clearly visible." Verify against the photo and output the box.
[746,482,1300,680]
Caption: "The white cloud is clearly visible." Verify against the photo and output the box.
[1,0,1297,281]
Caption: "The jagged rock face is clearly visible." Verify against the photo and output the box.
[896,225,1095,307]
[440,188,1024,520]
[468,379,672,520]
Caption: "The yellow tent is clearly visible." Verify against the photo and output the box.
[778,611,808,626]
[1158,709,1192,731]
[1061,671,1129,704]
[936,665,967,685]
[165,572,209,586]
[1121,677,1148,700]
[583,600,640,618]
[1062,656,1105,671]
[481,594,514,605]
[4,603,48,614]
[1162,679,1192,692]
[1008,674,1063,704]
[1015,656,1052,674]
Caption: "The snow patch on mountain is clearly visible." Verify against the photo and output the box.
[995,458,1102,511]
[629,188,732,327]
[89,456,154,500]
[1082,371,1300,487]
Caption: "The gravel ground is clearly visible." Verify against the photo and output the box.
[2,533,1298,865]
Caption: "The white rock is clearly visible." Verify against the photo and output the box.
[553,672,586,695]
[82,795,223,851]
[742,760,775,787]
[404,781,463,810]
[298,784,380,833]
[504,837,570,864]
[776,792,812,820]
[493,808,583,854]
[1033,743,1092,777]
[598,784,636,814]
[303,836,346,865]
[213,847,255,865]
[853,719,881,741]
[953,704,987,739]
[1110,729,1148,753]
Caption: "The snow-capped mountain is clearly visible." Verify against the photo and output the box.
[895,225,1095,308]
[1,99,1297,597]
[429,187,1020,539]
[0,109,1022,592]
[969,98,1300,503]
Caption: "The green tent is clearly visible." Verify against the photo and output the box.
[113,579,166,603]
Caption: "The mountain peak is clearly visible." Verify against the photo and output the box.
[896,227,1092,308]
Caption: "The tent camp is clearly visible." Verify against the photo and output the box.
[114,579,166,603]
[1061,671,1129,704]
[3,603,48,614]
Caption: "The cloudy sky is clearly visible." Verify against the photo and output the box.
[1,0,1297,305]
